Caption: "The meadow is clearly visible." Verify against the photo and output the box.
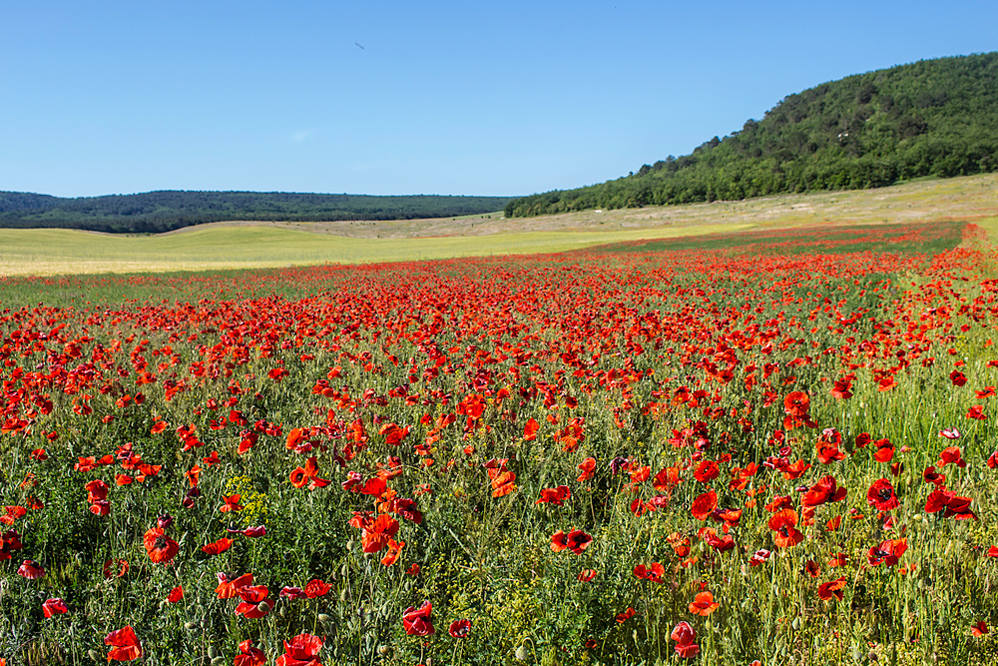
[1,210,997,666]
[0,214,998,666]
[1,172,997,277]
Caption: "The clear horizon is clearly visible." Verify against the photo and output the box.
[2,1,996,198]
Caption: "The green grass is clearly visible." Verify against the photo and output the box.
[0,223,751,277]
[2,172,997,277]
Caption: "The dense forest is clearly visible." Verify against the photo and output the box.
[505,52,998,217]
[0,191,511,233]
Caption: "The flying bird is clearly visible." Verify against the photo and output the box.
[354,42,366,50]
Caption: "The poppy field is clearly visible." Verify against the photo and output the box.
[2,220,998,665]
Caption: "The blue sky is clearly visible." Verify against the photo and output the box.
[1,1,995,197]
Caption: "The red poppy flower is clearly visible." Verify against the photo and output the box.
[402,600,435,636]
[0,506,27,526]
[867,538,907,567]
[42,597,69,618]
[577,457,596,483]
[971,621,989,637]
[536,485,572,506]
[615,607,637,623]
[17,559,44,579]
[216,572,254,599]
[377,537,403,566]
[235,585,271,618]
[818,577,846,601]
[234,640,266,666]
[654,466,682,491]
[922,465,946,485]
[143,527,179,564]
[105,625,142,662]
[689,591,719,616]
[449,618,471,638]
[276,633,323,666]
[866,479,900,511]
[219,494,244,513]
[166,586,184,603]
[670,621,700,658]
[633,562,665,582]
[830,377,853,400]
[289,457,330,490]
[693,460,720,483]
[690,490,717,521]
[577,568,597,582]
[937,446,966,468]
[872,438,895,463]
[801,475,847,507]
[201,537,234,555]
[304,578,332,598]
[768,509,804,548]
[783,391,810,417]
[966,405,986,420]
[280,586,307,600]
[698,527,735,551]
[550,529,593,554]
[489,468,517,498]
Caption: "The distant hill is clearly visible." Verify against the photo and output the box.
[0,190,512,233]
[505,52,998,217]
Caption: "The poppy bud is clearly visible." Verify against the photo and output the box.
[256,601,271,614]
[377,645,391,656]
[317,614,331,625]
[183,621,197,630]
[210,658,226,666]
[514,645,528,661]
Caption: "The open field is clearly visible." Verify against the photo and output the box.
[0,223,750,277]
[2,220,998,665]
[1,173,996,276]
[181,173,998,239]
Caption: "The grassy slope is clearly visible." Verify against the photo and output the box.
[1,173,996,277]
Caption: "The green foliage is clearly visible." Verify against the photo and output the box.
[0,191,512,233]
[506,52,998,217]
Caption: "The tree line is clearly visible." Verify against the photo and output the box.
[505,52,998,217]
[0,191,511,233]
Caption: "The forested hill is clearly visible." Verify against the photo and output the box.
[0,191,512,233]
[505,52,998,217]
